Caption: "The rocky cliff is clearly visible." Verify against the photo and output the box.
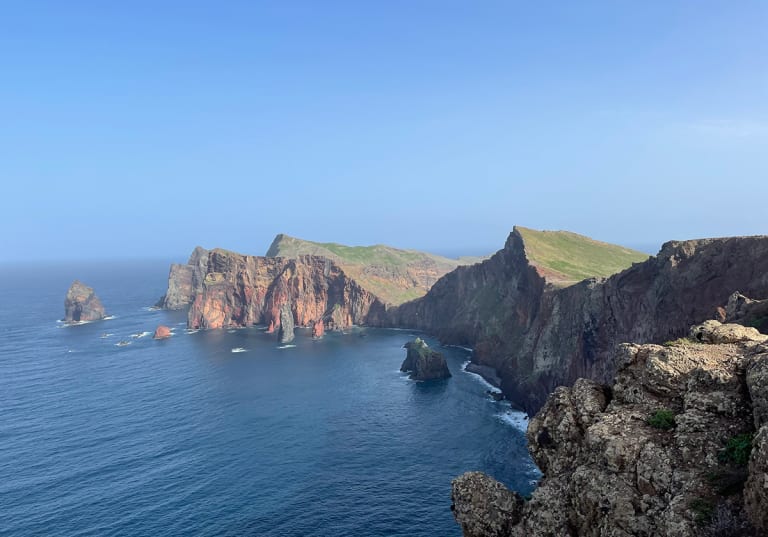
[388,229,768,414]
[64,280,106,323]
[161,247,387,331]
[452,321,768,536]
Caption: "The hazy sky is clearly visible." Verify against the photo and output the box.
[2,1,766,261]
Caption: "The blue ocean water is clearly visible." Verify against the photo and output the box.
[0,260,539,537]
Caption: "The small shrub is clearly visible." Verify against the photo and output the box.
[718,433,754,466]
[647,409,676,430]
[700,504,755,536]
[706,467,749,496]
[690,498,714,526]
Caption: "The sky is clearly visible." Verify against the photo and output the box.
[1,1,766,261]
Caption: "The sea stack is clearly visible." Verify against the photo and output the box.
[277,303,295,344]
[400,338,451,381]
[64,281,106,323]
[312,318,325,339]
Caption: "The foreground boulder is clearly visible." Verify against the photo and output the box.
[400,338,451,381]
[64,281,106,323]
[452,321,768,536]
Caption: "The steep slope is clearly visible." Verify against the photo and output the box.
[387,228,768,414]
[452,321,768,536]
[516,226,649,286]
[266,234,485,305]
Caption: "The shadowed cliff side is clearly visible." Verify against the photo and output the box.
[386,228,768,414]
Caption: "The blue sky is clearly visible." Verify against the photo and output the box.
[1,1,766,261]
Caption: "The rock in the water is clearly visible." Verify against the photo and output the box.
[312,318,324,339]
[400,338,451,380]
[266,320,275,334]
[277,303,295,344]
[451,471,524,537]
[64,281,106,323]
[153,325,172,339]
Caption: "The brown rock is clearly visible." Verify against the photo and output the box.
[312,318,324,339]
[451,472,524,537]
[153,325,172,339]
[64,280,106,323]
[266,320,275,334]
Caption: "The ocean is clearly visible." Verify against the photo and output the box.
[0,260,539,536]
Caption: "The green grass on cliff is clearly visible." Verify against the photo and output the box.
[266,234,486,305]
[515,226,650,286]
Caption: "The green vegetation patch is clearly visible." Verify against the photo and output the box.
[515,226,649,286]
[647,409,676,430]
[718,433,753,466]
[265,234,487,305]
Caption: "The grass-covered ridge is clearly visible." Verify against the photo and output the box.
[266,234,486,305]
[515,226,650,286]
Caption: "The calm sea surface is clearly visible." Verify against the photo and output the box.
[0,260,539,536]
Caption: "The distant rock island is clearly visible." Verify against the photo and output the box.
[452,320,768,536]
[64,280,106,323]
[400,338,451,381]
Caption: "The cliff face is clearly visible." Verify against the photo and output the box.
[387,230,768,414]
[452,321,768,536]
[64,280,106,323]
[164,247,387,331]
[157,246,209,309]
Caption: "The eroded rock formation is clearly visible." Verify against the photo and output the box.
[64,281,106,323]
[312,318,324,339]
[160,247,387,332]
[400,338,451,381]
[389,230,768,414]
[277,303,295,344]
[452,321,768,536]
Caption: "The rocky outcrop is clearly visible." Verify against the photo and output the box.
[161,247,387,332]
[312,318,324,339]
[156,246,208,309]
[277,303,295,344]
[451,322,768,536]
[388,230,768,414]
[400,338,451,381]
[64,281,106,323]
[153,325,172,339]
[725,292,768,333]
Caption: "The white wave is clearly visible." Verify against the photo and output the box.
[231,347,248,353]
[176,322,186,326]
[461,360,501,394]
[496,410,530,432]
[130,331,151,339]
[227,329,236,334]
[100,333,114,338]
[142,306,160,312]
[277,344,296,349]
[103,315,116,320]
[445,344,474,353]
[115,341,132,347]
[185,329,199,334]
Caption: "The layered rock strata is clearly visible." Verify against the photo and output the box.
[160,247,386,332]
[388,230,768,414]
[64,281,106,323]
[400,338,451,381]
[451,321,768,536]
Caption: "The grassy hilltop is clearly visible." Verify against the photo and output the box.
[266,234,486,305]
[515,226,650,286]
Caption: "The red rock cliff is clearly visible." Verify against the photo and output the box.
[164,248,386,331]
